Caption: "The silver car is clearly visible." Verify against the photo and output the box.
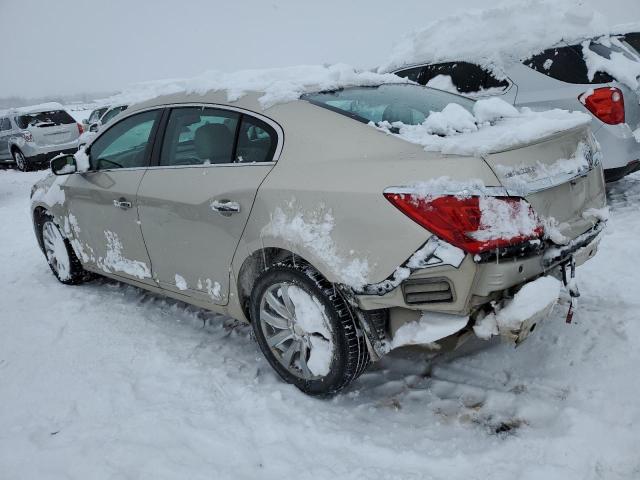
[0,103,82,171]
[78,104,129,149]
[30,84,606,395]
[389,34,640,182]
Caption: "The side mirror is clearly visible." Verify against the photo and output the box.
[89,122,99,133]
[51,154,77,176]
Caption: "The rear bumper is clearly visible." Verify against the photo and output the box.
[604,160,640,182]
[24,148,77,166]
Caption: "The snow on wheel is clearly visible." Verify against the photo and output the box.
[39,215,90,285]
[250,261,369,396]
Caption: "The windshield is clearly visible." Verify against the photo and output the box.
[16,110,75,129]
[303,84,475,126]
[101,105,128,125]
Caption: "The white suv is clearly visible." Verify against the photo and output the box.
[0,103,82,171]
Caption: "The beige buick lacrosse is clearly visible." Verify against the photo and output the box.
[30,83,606,395]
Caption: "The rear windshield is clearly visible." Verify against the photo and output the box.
[624,32,640,53]
[16,110,75,129]
[523,43,616,84]
[303,84,475,126]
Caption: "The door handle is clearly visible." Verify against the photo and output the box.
[113,197,132,210]
[211,199,241,216]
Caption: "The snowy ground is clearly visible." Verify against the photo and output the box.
[1,167,639,479]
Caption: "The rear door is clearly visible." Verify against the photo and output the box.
[137,106,280,305]
[63,109,162,284]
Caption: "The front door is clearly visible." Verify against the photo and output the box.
[63,109,162,285]
[137,106,279,304]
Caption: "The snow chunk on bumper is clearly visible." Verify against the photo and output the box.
[473,276,561,341]
[392,312,469,349]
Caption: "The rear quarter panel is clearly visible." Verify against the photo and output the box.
[233,101,500,291]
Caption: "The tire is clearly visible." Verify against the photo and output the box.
[250,260,370,396]
[39,215,90,285]
[12,149,31,172]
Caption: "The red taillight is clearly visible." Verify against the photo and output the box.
[384,193,543,254]
[77,122,84,135]
[579,87,625,125]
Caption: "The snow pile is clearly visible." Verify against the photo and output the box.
[409,176,499,198]
[472,97,519,124]
[175,274,188,291]
[262,206,369,289]
[582,37,640,90]
[421,103,477,136]
[73,147,90,173]
[12,102,65,114]
[103,63,409,110]
[473,276,561,340]
[31,177,65,207]
[391,312,468,349]
[472,197,540,242]
[287,285,334,376]
[377,98,591,156]
[380,0,608,73]
[425,74,458,93]
[97,231,151,279]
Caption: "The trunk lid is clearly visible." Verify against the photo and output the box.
[483,125,606,241]
[20,110,79,146]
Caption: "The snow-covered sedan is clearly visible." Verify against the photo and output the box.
[30,77,606,396]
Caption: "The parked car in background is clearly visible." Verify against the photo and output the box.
[0,103,82,171]
[78,104,128,148]
[81,105,109,131]
[31,84,605,395]
[390,35,640,182]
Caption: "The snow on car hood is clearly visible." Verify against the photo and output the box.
[373,97,591,156]
[100,63,410,110]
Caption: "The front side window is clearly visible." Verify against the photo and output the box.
[88,107,107,124]
[160,107,240,166]
[89,110,159,170]
[304,84,474,126]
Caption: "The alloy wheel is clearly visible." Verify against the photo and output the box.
[42,221,71,281]
[258,282,334,380]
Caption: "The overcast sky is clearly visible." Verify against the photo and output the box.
[1,0,638,99]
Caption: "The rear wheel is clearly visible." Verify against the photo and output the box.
[40,217,90,284]
[250,260,369,396]
[12,149,29,172]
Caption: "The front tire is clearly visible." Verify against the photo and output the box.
[250,260,369,396]
[40,216,90,284]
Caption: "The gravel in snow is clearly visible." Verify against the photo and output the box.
[1,167,639,479]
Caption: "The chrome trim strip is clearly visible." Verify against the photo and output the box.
[383,185,510,197]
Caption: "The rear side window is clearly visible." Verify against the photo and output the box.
[395,62,509,94]
[1,118,11,131]
[236,116,277,163]
[15,110,75,129]
[160,107,240,166]
[523,45,614,84]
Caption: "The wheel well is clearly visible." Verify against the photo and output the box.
[32,207,50,251]
[10,145,22,156]
[236,248,315,321]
